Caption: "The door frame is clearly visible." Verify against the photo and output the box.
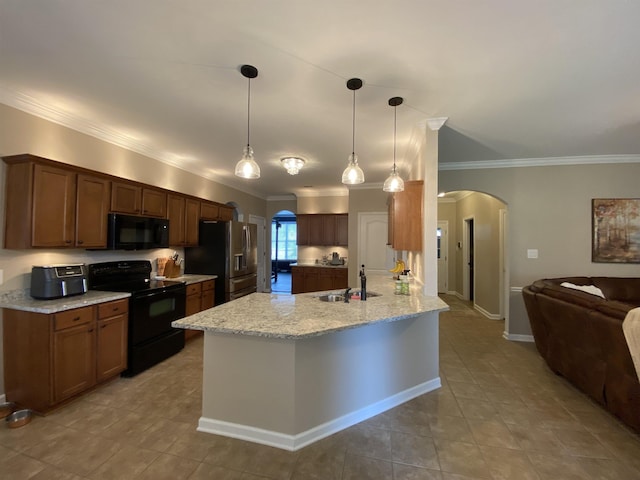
[249,214,266,293]
[437,221,449,293]
[462,216,475,302]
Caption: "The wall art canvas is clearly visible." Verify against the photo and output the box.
[592,198,640,263]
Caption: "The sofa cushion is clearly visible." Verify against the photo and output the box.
[592,277,640,304]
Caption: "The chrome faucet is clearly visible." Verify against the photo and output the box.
[344,287,352,303]
[359,265,367,301]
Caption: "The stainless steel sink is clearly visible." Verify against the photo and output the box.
[318,294,345,302]
[317,292,382,302]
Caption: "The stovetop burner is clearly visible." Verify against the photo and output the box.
[87,260,185,294]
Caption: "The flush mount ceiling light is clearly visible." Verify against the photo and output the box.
[234,64,260,179]
[281,156,306,175]
[383,96,405,192]
[341,78,365,185]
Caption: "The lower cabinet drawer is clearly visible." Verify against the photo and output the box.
[54,306,93,331]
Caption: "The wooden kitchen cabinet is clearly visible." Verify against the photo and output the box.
[291,266,348,294]
[3,158,110,249]
[76,174,111,248]
[96,299,128,382]
[110,181,142,214]
[218,205,234,221]
[200,202,220,220]
[111,182,166,217]
[167,195,200,246]
[296,214,348,246]
[53,320,96,403]
[2,299,129,412]
[389,180,423,252]
[184,279,215,341]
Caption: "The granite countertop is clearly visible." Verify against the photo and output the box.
[173,274,449,339]
[290,263,347,269]
[162,274,218,284]
[0,289,131,314]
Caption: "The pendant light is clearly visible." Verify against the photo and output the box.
[235,64,260,179]
[341,78,365,185]
[383,96,405,192]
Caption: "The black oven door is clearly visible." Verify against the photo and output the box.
[129,286,186,346]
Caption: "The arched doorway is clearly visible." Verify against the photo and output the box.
[271,210,297,293]
[438,190,509,323]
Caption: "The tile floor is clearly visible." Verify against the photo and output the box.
[2,294,640,479]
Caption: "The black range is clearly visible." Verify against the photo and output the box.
[88,260,186,376]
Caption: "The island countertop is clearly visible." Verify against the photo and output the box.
[172,275,449,339]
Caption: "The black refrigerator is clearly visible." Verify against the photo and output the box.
[184,221,258,305]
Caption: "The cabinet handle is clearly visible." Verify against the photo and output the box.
[65,240,72,244]
[112,307,119,311]
[101,325,107,329]
[77,240,84,245]
[88,329,94,333]
[73,316,81,321]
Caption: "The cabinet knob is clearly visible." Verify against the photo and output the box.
[88,329,94,333]
[65,240,72,244]
[101,325,107,329]
[77,240,84,245]
[73,317,80,321]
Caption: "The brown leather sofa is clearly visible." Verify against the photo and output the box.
[523,277,640,431]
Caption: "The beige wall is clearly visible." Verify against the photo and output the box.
[440,162,640,336]
[0,104,268,396]
[437,200,457,293]
[455,192,506,316]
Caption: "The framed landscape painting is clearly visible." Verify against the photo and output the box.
[592,198,640,263]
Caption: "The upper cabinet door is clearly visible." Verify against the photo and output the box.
[335,214,349,246]
[392,180,423,251]
[185,198,200,246]
[141,188,167,217]
[200,202,220,220]
[32,164,76,247]
[76,174,110,248]
[167,194,186,246]
[110,181,142,215]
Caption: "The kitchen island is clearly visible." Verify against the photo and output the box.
[173,275,448,451]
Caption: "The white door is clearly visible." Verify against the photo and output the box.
[437,221,448,293]
[358,212,393,274]
[249,214,266,293]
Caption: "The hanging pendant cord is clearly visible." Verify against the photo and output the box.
[393,105,397,173]
[351,89,356,156]
[246,77,251,147]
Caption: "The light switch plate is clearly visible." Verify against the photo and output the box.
[527,249,539,259]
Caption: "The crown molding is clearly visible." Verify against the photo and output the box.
[294,187,349,197]
[347,182,384,191]
[426,117,448,131]
[439,154,640,171]
[267,194,297,202]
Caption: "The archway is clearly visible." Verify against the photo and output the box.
[438,190,509,324]
[271,210,297,293]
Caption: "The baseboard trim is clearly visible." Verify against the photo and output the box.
[198,377,442,451]
[474,304,502,320]
[503,331,534,342]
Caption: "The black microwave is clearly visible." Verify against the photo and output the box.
[107,213,169,250]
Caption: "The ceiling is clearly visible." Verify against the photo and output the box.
[2,1,639,199]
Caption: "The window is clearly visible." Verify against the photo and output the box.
[272,221,297,260]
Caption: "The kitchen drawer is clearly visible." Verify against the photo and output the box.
[202,280,215,292]
[54,306,93,331]
[186,282,202,296]
[97,299,129,319]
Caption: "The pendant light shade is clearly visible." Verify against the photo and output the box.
[235,65,260,179]
[383,96,405,192]
[342,78,365,185]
